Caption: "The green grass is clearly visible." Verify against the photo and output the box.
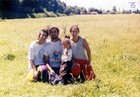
[0,14,140,97]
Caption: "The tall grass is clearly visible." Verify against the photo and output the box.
[0,14,140,97]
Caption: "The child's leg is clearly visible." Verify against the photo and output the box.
[33,70,39,81]
[59,61,73,84]
[41,65,49,82]
[37,65,48,82]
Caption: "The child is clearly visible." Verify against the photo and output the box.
[59,35,73,84]
[61,35,72,64]
[27,29,48,82]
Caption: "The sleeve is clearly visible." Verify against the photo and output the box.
[27,45,34,60]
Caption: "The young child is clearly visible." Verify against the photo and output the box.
[59,35,73,84]
[61,35,72,64]
[27,29,48,82]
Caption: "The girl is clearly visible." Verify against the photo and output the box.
[59,35,73,84]
[70,25,96,82]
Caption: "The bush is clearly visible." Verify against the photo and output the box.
[45,11,57,17]
[56,13,66,17]
[32,13,47,18]
[4,53,15,61]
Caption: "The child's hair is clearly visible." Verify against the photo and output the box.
[62,35,71,48]
[65,35,70,39]
[37,28,48,39]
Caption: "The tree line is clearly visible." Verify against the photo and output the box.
[0,0,139,19]
[0,0,88,19]
[0,0,65,19]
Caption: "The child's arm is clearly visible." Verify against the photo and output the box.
[30,60,37,71]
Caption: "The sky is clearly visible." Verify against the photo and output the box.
[60,0,140,11]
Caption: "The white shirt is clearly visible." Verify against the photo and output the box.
[71,36,87,60]
[28,41,47,69]
[61,48,72,62]
[44,40,62,68]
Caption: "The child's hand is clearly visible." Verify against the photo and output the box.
[64,49,68,56]
[50,69,55,75]
[33,70,38,81]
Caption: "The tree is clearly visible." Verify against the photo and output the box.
[0,0,85,19]
[19,0,35,13]
[88,7,97,14]
[112,6,117,13]
[73,6,81,14]
[80,7,87,14]
[64,6,72,15]
[0,0,20,19]
[56,1,66,13]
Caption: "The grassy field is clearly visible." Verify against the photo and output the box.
[0,14,140,97]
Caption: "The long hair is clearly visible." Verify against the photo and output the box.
[70,25,80,33]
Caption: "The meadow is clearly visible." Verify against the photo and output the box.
[0,14,140,97]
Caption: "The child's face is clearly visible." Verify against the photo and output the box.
[62,42,70,49]
[38,31,47,41]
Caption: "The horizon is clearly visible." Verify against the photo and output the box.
[60,0,140,11]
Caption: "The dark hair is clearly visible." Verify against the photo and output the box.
[65,35,70,39]
[70,25,80,33]
[37,29,48,39]
[49,27,59,34]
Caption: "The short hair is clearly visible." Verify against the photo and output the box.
[37,28,48,39]
[49,27,59,34]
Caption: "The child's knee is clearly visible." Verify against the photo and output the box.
[37,66,42,72]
